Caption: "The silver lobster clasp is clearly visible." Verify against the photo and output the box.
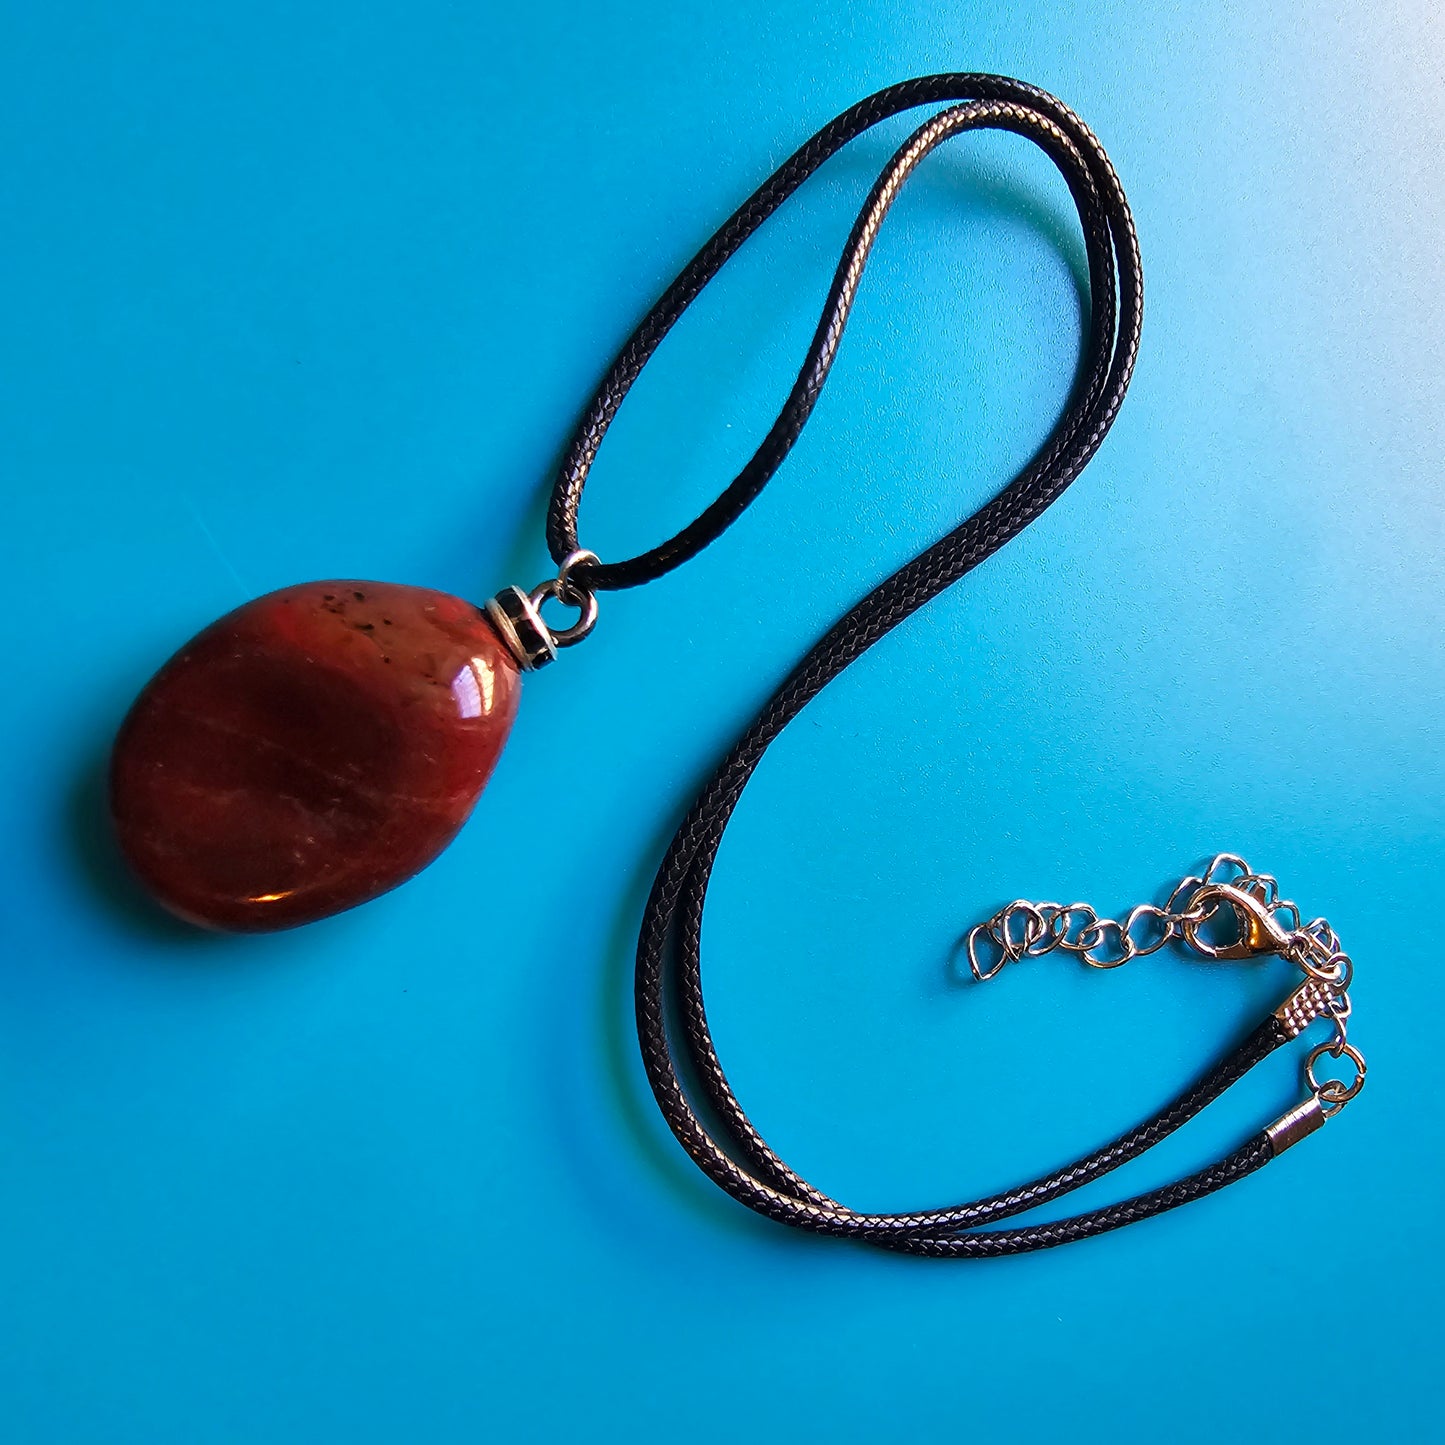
[1180,881,1296,959]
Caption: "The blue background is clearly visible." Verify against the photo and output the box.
[3,2,1441,1440]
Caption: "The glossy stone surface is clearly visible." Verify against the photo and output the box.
[110,581,522,931]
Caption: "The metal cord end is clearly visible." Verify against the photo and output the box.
[1265,1096,1326,1155]
[1274,976,1335,1040]
[486,586,557,671]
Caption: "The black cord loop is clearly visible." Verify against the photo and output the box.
[551,74,1285,1254]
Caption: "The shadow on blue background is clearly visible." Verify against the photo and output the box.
[3,2,1442,1442]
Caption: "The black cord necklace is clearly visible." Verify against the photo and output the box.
[109,74,1364,1253]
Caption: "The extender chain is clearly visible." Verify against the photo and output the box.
[965,854,1365,1118]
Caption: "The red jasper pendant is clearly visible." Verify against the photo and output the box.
[110,581,522,931]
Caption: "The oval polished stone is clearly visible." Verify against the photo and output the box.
[110,580,522,931]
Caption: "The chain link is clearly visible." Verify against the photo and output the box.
[964,853,1365,1115]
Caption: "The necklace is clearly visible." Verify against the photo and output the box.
[108,74,1364,1251]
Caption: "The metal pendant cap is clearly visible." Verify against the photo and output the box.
[485,585,558,671]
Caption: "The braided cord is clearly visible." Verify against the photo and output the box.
[548,75,1280,1253]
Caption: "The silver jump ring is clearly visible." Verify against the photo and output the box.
[1271,898,1303,932]
[1056,904,1098,952]
[1080,917,1129,968]
[998,902,1047,961]
[555,548,601,608]
[530,575,600,647]
[1025,903,1066,956]
[967,924,1008,982]
[1300,949,1353,990]
[1305,1040,1366,1112]
[1203,853,1250,885]
[1164,875,1204,919]
[1123,903,1174,957]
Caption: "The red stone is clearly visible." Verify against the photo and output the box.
[110,581,522,931]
